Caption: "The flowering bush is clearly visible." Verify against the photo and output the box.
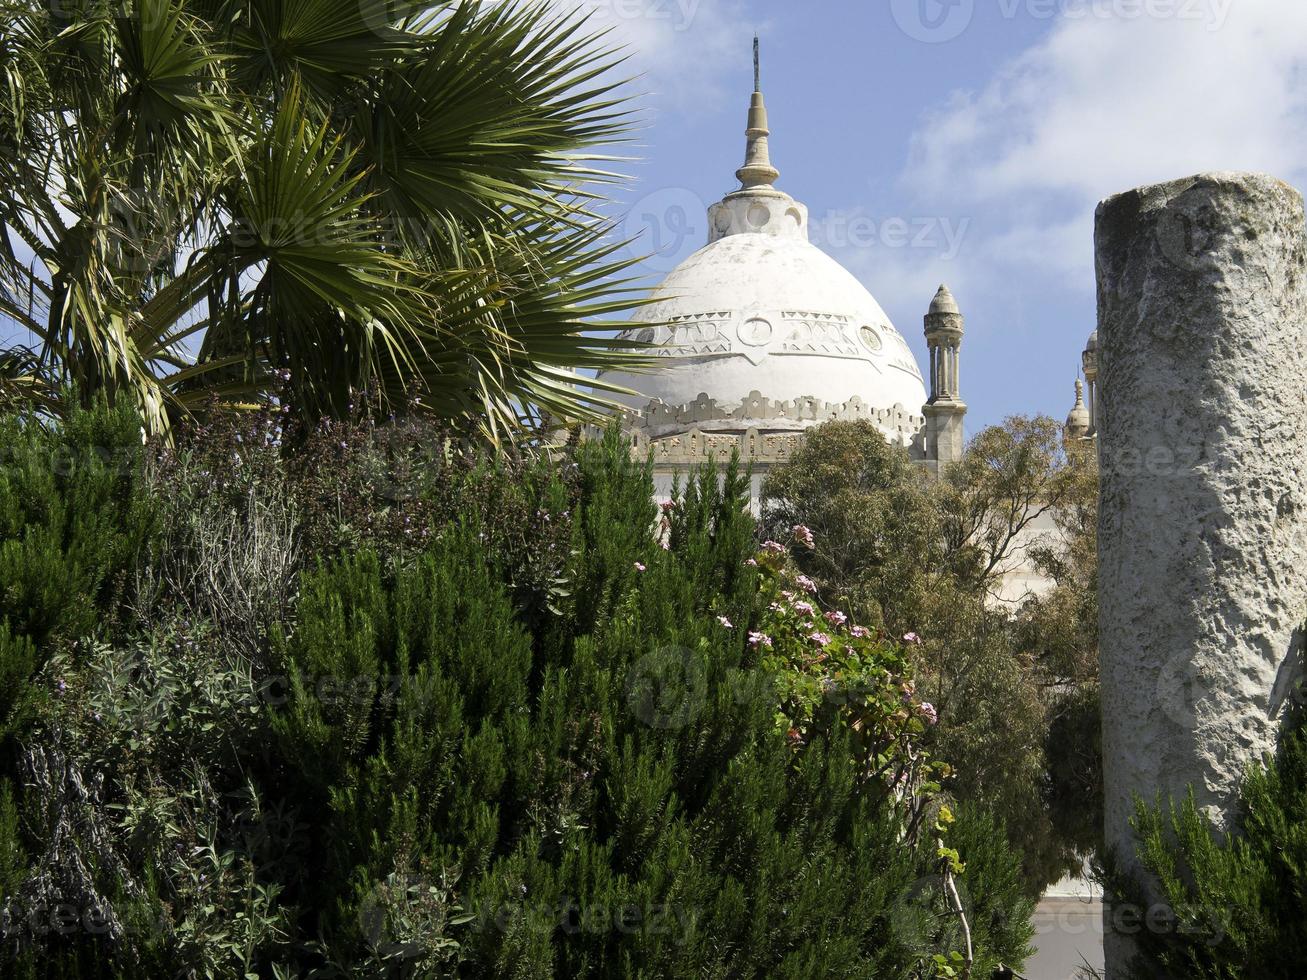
[749,535,953,834]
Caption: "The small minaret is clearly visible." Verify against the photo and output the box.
[923,284,967,469]
[1064,378,1091,444]
[1081,330,1099,436]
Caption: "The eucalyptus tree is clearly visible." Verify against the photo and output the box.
[0,0,650,439]
[760,417,1099,891]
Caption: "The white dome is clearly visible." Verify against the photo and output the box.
[599,232,927,426]
[598,81,927,444]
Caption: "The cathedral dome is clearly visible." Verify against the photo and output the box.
[599,232,927,429]
[598,57,927,447]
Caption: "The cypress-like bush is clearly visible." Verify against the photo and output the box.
[0,401,161,978]
[0,401,156,704]
[0,409,1034,978]
[1109,706,1307,979]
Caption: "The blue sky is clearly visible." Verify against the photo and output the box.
[587,0,1307,431]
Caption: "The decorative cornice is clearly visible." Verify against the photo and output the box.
[618,390,928,467]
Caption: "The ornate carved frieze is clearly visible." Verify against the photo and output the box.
[778,311,858,357]
[623,390,926,467]
[634,311,734,358]
[625,310,915,368]
[886,332,924,379]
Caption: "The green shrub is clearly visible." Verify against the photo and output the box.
[947,805,1039,970]
[0,398,157,754]
[0,401,161,978]
[0,780,23,900]
[0,401,156,652]
[1108,707,1307,979]
[251,432,1033,977]
[0,413,1035,978]
[7,626,292,979]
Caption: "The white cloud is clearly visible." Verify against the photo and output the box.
[984,213,1092,286]
[555,0,755,109]
[909,3,1307,199]
[899,1,1307,280]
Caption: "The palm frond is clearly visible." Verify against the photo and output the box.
[400,205,656,441]
[225,0,422,101]
[0,0,651,442]
[355,0,635,233]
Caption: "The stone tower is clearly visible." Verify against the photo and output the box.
[1064,379,1090,444]
[1081,330,1099,437]
[922,284,966,471]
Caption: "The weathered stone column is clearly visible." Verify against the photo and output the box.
[1096,172,1307,976]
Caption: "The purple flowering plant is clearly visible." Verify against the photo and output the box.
[747,532,950,814]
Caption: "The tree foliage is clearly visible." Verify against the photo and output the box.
[760,418,1101,892]
[1018,439,1101,863]
[0,0,652,440]
[758,420,940,632]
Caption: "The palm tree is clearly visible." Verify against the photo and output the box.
[0,0,652,440]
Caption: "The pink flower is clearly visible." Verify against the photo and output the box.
[809,631,833,647]
[748,631,773,649]
[744,558,758,567]
[850,625,871,639]
[660,539,670,551]
[633,562,646,573]
[793,600,816,617]
[792,524,815,549]
[903,632,922,646]
[919,702,938,726]
[824,610,847,627]
[762,540,786,555]
[717,616,734,629]
[795,574,818,595]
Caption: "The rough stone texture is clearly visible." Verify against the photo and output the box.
[1096,172,1307,976]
